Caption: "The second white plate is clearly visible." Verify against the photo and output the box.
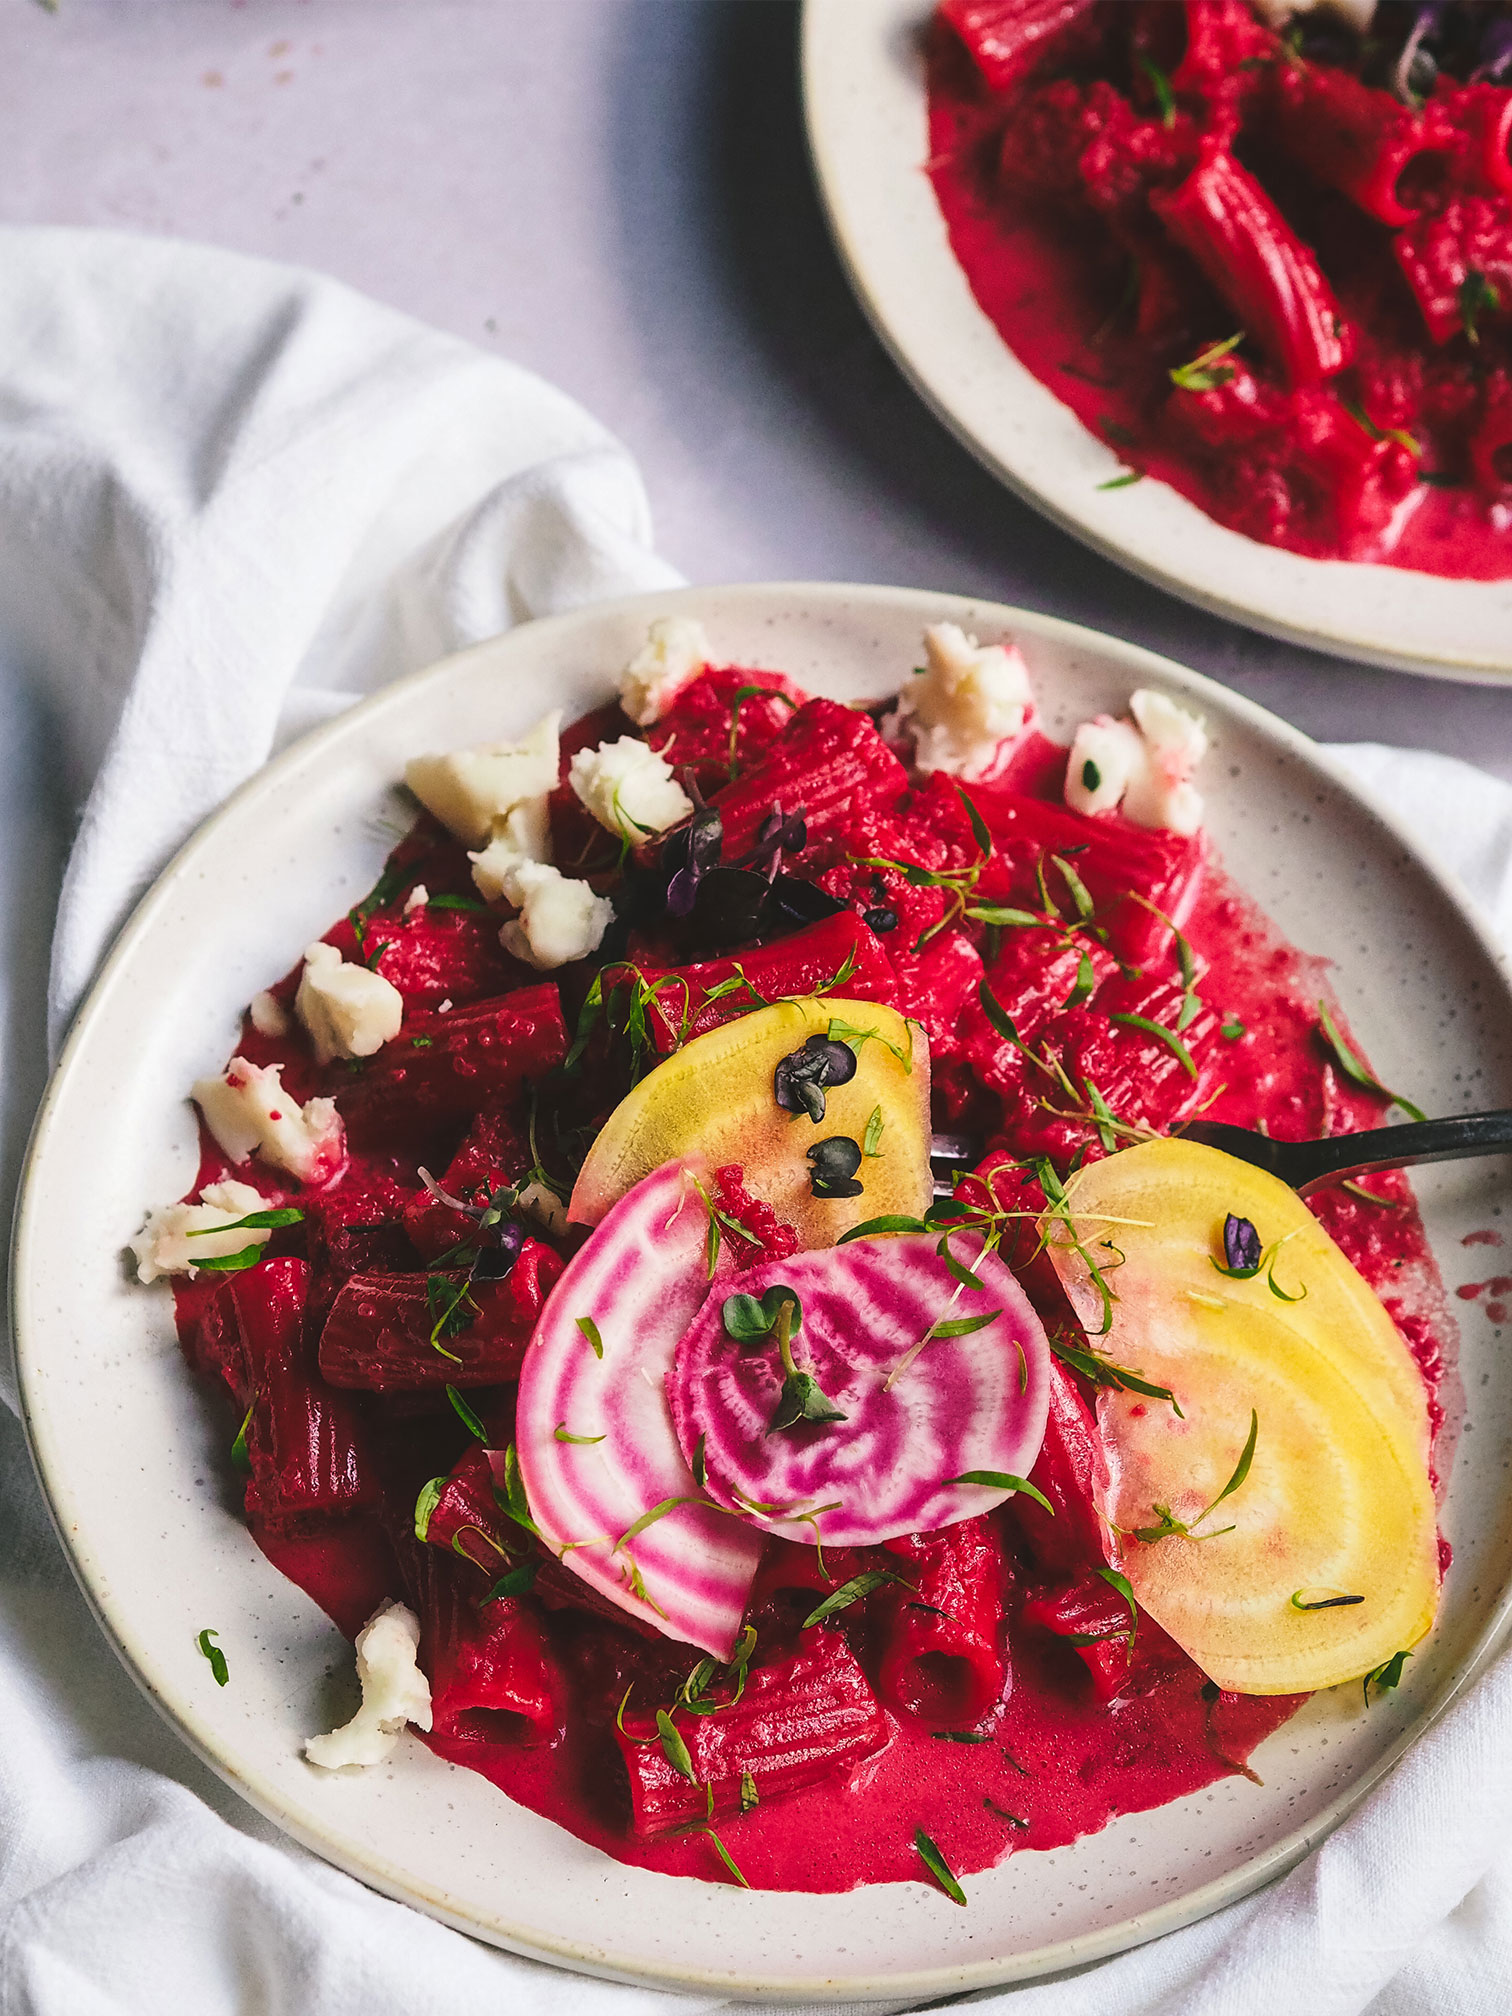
[802,0,1512,683]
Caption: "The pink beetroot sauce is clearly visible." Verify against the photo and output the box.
[925,19,1512,579]
[170,666,1454,1896]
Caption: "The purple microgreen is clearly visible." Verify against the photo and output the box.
[914,1827,967,1906]
[1223,1213,1263,1276]
[196,1628,229,1687]
[944,1470,1055,1516]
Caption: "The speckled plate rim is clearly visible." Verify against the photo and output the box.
[801,0,1512,686]
[13,581,1512,2003]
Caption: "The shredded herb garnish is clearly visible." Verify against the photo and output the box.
[1364,1649,1411,1702]
[1169,332,1245,393]
[1291,1588,1364,1611]
[943,1470,1055,1516]
[802,1570,906,1628]
[554,1425,606,1445]
[1125,1409,1257,1545]
[445,1385,488,1441]
[985,1798,1030,1829]
[483,1559,539,1603]
[740,1769,759,1812]
[1096,1565,1139,1647]
[413,1475,447,1543]
[1097,469,1144,490]
[914,1827,967,1906]
[575,1315,605,1358]
[1316,998,1425,1121]
[932,1730,990,1743]
[196,1628,229,1686]
[1110,1011,1198,1078]
[1460,270,1500,346]
[188,1206,304,1238]
[655,1708,698,1784]
[498,1443,541,1538]
[863,1104,885,1157]
[1138,51,1176,126]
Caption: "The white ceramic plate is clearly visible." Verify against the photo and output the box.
[14,582,1512,2002]
[801,1,1512,685]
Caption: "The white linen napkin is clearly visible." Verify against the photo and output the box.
[1,227,1510,2016]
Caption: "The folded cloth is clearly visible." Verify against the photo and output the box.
[0,228,1509,2016]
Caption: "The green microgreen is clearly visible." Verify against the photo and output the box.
[1290,1588,1364,1611]
[1363,1649,1411,1702]
[943,1470,1055,1516]
[425,1273,474,1358]
[194,1244,274,1274]
[1220,1018,1246,1040]
[575,1315,605,1359]
[1169,332,1245,393]
[727,683,797,780]
[1124,1409,1257,1545]
[445,1385,489,1441]
[498,1442,541,1539]
[1096,1565,1139,1648]
[655,1708,698,1784]
[722,1284,802,1343]
[1138,51,1176,125]
[188,1206,304,1237]
[196,1628,229,1687]
[767,1296,846,1432]
[483,1559,540,1603]
[1110,1011,1198,1078]
[826,1014,915,1073]
[801,1570,908,1629]
[1316,998,1425,1121]
[740,1769,759,1812]
[554,1425,606,1445]
[1097,469,1144,490]
[413,1475,447,1543]
[1342,397,1420,457]
[863,1104,886,1157]
[230,1394,254,1473]
[1460,270,1500,346]
[914,1827,967,1906]
[985,1798,1030,1829]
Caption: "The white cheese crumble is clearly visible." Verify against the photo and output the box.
[469,796,552,904]
[569,736,692,841]
[130,1178,270,1284]
[403,710,562,848]
[403,883,429,915]
[248,990,289,1039]
[619,616,711,727]
[890,622,1034,779]
[1251,0,1375,30]
[192,1057,347,1186]
[304,1600,433,1771]
[499,863,613,971]
[1064,689,1208,836]
[295,941,405,1066]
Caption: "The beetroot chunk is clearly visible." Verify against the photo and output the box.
[418,1553,564,1749]
[1022,1577,1135,1703]
[318,1242,563,1390]
[646,664,810,795]
[233,1259,381,1529]
[709,700,909,861]
[614,1640,890,1838]
[338,983,568,1152]
[877,1516,1011,1727]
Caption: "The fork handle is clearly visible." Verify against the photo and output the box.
[1294,1109,1512,1194]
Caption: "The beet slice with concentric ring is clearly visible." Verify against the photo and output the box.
[668,1233,1052,1547]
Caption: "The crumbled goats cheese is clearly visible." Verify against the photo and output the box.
[517,1178,570,1239]
[890,622,1034,780]
[569,736,692,841]
[403,883,429,915]
[403,710,561,849]
[469,796,552,904]
[130,1178,269,1284]
[295,941,405,1066]
[248,990,289,1039]
[192,1057,347,1186]
[304,1599,433,1771]
[618,616,711,727]
[499,863,614,971]
[1065,689,1209,836]
[1250,0,1375,30]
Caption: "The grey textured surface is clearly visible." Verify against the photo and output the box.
[3,0,1509,768]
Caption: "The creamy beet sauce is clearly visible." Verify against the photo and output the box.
[926,43,1512,580]
[180,701,1455,1897]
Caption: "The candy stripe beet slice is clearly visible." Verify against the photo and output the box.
[515,1160,763,1659]
[669,1234,1052,1547]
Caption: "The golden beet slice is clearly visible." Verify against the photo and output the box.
[568,996,931,1251]
[1044,1137,1440,1696]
